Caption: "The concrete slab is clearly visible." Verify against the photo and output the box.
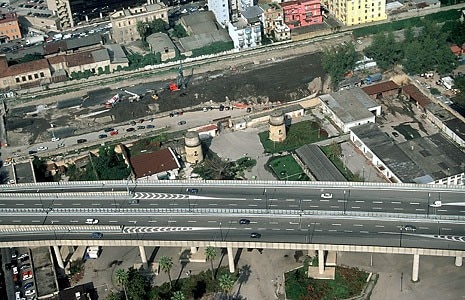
[308,266,336,279]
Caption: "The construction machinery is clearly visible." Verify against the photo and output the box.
[105,94,120,108]
[169,62,185,92]
[122,89,141,102]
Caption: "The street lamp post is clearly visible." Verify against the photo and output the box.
[427,192,431,217]
[399,226,404,247]
[343,190,347,215]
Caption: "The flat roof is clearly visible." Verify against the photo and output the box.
[351,123,465,183]
[320,88,378,123]
[295,144,347,181]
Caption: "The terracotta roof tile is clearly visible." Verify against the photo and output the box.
[402,84,431,107]
[1,59,49,77]
[66,51,95,67]
[130,148,180,178]
[362,80,400,95]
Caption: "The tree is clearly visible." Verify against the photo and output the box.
[136,21,150,41]
[205,246,217,280]
[149,19,168,34]
[159,256,174,289]
[171,291,185,300]
[126,268,149,300]
[172,24,188,38]
[218,273,235,298]
[364,31,403,70]
[115,268,128,300]
[321,43,361,88]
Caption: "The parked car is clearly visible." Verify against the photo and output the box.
[186,188,198,194]
[147,125,155,129]
[104,127,114,132]
[23,282,34,290]
[77,139,87,144]
[12,266,18,275]
[51,137,60,142]
[392,132,399,137]
[36,146,48,151]
[25,289,35,296]
[20,263,31,270]
[178,120,186,125]
[28,150,37,155]
[130,121,136,126]
[18,253,29,261]
[22,271,32,281]
[110,130,118,136]
[126,128,135,132]
[137,125,145,130]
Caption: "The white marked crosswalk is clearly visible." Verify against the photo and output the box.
[122,226,217,234]
[132,192,189,200]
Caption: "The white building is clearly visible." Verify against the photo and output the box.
[208,0,254,27]
[319,87,381,133]
[227,19,261,49]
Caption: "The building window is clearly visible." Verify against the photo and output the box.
[22,76,26,81]
[40,72,44,78]
[15,77,20,83]
[34,74,38,79]
[28,75,33,80]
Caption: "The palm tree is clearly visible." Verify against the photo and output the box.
[205,246,217,280]
[171,291,185,300]
[159,256,174,289]
[114,268,128,300]
[218,273,235,298]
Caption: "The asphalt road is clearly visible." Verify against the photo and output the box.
[1,181,465,250]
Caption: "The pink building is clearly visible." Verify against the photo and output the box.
[281,0,323,29]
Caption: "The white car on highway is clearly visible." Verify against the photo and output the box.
[36,146,48,151]
[85,219,99,225]
[320,193,333,199]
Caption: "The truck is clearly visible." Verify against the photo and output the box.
[365,73,383,84]
[25,35,45,46]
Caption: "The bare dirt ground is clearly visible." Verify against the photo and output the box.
[5,52,325,147]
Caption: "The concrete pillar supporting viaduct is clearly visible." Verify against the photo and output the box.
[139,245,148,269]
[412,254,420,282]
[191,247,198,254]
[227,247,235,273]
[53,246,64,269]
[455,256,463,267]
[318,249,325,274]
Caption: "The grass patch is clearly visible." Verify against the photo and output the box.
[268,155,308,181]
[259,121,328,153]
[320,145,363,182]
[285,266,369,300]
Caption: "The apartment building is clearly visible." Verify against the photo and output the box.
[208,0,254,27]
[327,0,387,26]
[110,2,168,43]
[0,11,22,43]
[281,0,323,30]
[260,2,290,42]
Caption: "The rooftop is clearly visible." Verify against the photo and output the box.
[130,147,181,179]
[295,144,347,181]
[402,84,431,108]
[361,80,400,95]
[146,32,176,52]
[181,11,219,35]
[0,59,49,78]
[319,87,379,123]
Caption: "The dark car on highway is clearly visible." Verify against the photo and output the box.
[77,139,87,144]
[98,134,108,139]
[239,219,250,225]
[104,127,114,132]
[137,125,145,130]
[91,232,103,238]
[126,128,135,132]
[147,125,155,129]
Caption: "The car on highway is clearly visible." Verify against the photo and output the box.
[28,150,37,155]
[11,250,18,259]
[98,134,108,139]
[51,137,60,142]
[110,130,118,136]
[91,232,103,238]
[36,146,48,151]
[139,119,144,123]
[104,127,114,132]
[20,263,31,270]
[130,121,137,126]
[137,125,145,130]
[126,127,135,132]
[239,219,250,225]
[320,193,333,199]
[77,139,87,144]
[430,201,442,207]
[147,125,155,129]
[18,253,29,261]
[402,225,416,231]
[23,282,33,290]
[250,232,261,238]
[178,120,186,125]
[186,188,198,194]
[85,219,99,225]
[57,142,65,148]
[25,289,35,296]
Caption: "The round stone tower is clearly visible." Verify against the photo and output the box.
[184,131,203,164]
[269,111,286,142]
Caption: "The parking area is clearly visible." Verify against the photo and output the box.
[1,247,37,300]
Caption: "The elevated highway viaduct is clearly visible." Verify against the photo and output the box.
[1,180,465,281]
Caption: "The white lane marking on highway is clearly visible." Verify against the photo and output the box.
[320,200,330,202]
[269,222,279,225]
[360,231,369,234]
[286,199,295,202]
[248,204,258,207]
[337,200,346,203]
[392,201,401,204]
[351,206,360,209]
[285,229,294,231]
[12,220,21,223]
[344,230,353,233]
[208,203,218,206]
[373,207,382,210]
[272,228,281,231]
[438,209,448,212]
[72,203,81,206]
[207,221,216,223]
[34,203,42,206]
[330,205,340,209]
[253,198,262,201]
[109,220,118,223]
[441,228,452,231]
[328,229,337,232]
[16,203,24,206]
[302,199,312,202]
[415,208,425,211]
[0,203,4,205]
[373,201,383,204]
[269,198,278,201]
[149,203,158,206]
[289,204,298,208]
[355,200,365,203]
[460,211,465,213]
[394,208,404,211]
[410,202,420,205]
[148,220,157,223]
[269,204,278,207]
[31,220,41,223]
[331,224,341,226]
[169,203,179,206]
[353,224,363,227]
[289,222,299,225]
[167,220,176,223]
[187,220,197,223]
[310,205,319,208]
[91,203,100,206]
[375,225,384,228]
[229,203,237,206]
[55,203,62,206]
[70,220,78,223]
[315,229,323,232]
